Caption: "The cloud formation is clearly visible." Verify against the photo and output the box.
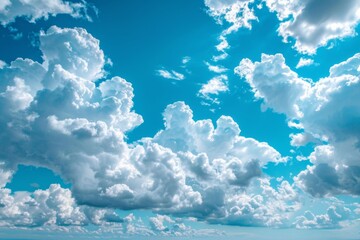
[0,0,90,26]
[295,206,351,229]
[205,0,360,54]
[205,62,228,73]
[156,69,185,81]
[198,75,229,103]
[296,58,314,69]
[204,0,257,35]
[0,25,300,230]
[272,0,360,54]
[236,52,360,197]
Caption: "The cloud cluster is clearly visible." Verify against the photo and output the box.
[204,0,360,54]
[0,184,126,227]
[236,53,360,197]
[294,206,351,229]
[271,0,360,54]
[0,25,301,230]
[204,0,256,63]
[235,53,310,119]
[0,0,90,26]
[204,0,257,35]
[0,183,211,236]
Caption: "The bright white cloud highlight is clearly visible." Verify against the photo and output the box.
[204,0,257,35]
[182,56,191,65]
[205,0,360,54]
[0,0,90,26]
[266,0,360,54]
[198,75,229,103]
[235,53,311,118]
[296,58,314,68]
[206,62,228,73]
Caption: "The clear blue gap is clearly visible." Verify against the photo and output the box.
[5,165,71,192]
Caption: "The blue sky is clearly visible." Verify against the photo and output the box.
[0,0,360,239]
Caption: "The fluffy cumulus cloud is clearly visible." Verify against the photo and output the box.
[235,53,360,197]
[266,0,360,54]
[0,184,85,227]
[0,0,90,26]
[235,53,311,118]
[294,206,351,229]
[0,184,128,228]
[0,25,302,231]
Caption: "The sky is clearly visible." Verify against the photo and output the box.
[0,0,360,239]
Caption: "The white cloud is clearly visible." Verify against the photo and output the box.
[205,0,360,54]
[236,52,360,196]
[205,62,228,73]
[290,132,316,147]
[0,25,300,229]
[212,52,229,62]
[155,101,284,167]
[198,75,229,102]
[267,0,360,54]
[40,26,105,82]
[204,0,258,63]
[204,0,257,35]
[0,184,85,227]
[0,0,91,26]
[235,53,311,118]
[294,206,351,229]
[296,58,314,68]
[0,60,6,69]
[216,35,229,52]
[157,69,185,81]
[182,56,191,65]
[0,163,13,188]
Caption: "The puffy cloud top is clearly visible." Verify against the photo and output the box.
[40,26,105,82]
[0,25,296,229]
[276,0,360,54]
[236,52,360,196]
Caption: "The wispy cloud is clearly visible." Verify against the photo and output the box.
[182,56,191,65]
[296,58,314,68]
[198,75,228,103]
[156,69,185,81]
[205,61,228,73]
